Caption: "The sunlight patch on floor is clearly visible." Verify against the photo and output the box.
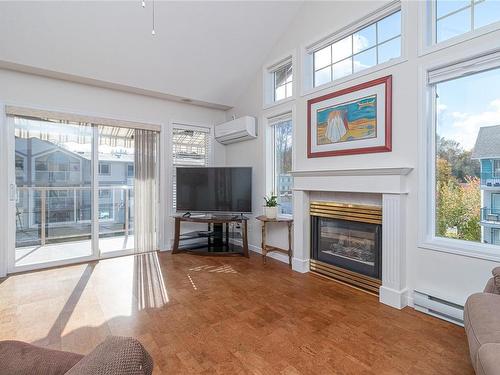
[189,264,237,274]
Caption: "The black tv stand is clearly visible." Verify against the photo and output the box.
[172,215,249,257]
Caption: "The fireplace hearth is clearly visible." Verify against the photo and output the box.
[310,201,382,294]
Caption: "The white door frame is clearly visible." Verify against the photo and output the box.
[0,104,9,277]
[2,108,162,275]
[6,116,98,274]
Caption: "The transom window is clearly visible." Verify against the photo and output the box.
[172,126,210,210]
[273,62,293,102]
[313,10,401,87]
[435,0,500,43]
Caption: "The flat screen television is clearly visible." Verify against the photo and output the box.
[176,167,252,213]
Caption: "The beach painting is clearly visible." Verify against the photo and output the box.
[307,75,392,158]
[316,95,377,145]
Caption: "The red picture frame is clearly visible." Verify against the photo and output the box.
[307,75,392,158]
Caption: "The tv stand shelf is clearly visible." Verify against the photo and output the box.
[172,215,249,257]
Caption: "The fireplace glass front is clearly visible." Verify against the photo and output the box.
[311,216,382,279]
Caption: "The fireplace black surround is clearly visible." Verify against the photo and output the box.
[311,215,382,280]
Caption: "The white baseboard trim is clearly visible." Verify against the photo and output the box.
[292,257,310,273]
[379,286,409,310]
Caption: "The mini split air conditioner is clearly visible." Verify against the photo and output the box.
[215,116,257,145]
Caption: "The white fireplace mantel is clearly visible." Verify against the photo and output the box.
[291,167,413,195]
[291,167,414,310]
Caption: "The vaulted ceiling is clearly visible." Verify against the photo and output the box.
[0,1,303,109]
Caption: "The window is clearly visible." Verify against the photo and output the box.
[127,164,134,177]
[312,10,401,87]
[432,59,500,248]
[269,114,293,215]
[494,160,500,178]
[492,228,500,245]
[264,55,294,107]
[435,0,500,43]
[273,62,293,102]
[172,125,210,210]
[98,162,111,175]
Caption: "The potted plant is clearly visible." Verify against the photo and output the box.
[264,194,278,219]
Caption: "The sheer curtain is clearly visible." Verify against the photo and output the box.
[134,129,159,253]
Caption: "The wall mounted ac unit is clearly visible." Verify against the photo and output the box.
[413,290,464,326]
[215,116,257,145]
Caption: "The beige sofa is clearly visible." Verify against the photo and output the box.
[464,267,500,375]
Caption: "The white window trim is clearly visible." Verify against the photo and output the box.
[418,49,500,262]
[264,103,296,219]
[300,0,407,97]
[418,0,500,57]
[263,50,297,110]
[168,121,213,216]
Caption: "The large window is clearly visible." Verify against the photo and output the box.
[432,62,500,247]
[435,0,500,43]
[172,125,210,210]
[269,114,293,215]
[312,10,401,87]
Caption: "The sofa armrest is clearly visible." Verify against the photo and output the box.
[484,278,499,294]
[484,267,500,294]
[0,340,83,375]
[477,343,500,375]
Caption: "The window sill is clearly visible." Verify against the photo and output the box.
[301,56,407,98]
[419,21,500,58]
[418,237,500,263]
[263,96,296,111]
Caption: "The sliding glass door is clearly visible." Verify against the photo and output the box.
[11,117,95,269]
[7,115,154,272]
[97,125,135,255]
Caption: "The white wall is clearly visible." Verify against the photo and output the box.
[225,0,500,304]
[0,68,226,276]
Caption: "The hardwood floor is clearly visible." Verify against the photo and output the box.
[0,252,473,374]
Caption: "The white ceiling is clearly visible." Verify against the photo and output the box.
[0,1,303,109]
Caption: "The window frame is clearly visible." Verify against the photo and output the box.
[265,105,296,219]
[169,122,213,214]
[418,49,500,262]
[263,52,296,109]
[301,0,407,97]
[98,162,111,176]
[273,62,293,103]
[492,159,500,178]
[418,0,500,56]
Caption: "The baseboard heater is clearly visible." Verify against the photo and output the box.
[413,290,464,326]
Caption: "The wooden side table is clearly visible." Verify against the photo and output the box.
[256,215,293,267]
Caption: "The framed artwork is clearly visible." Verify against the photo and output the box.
[307,75,392,158]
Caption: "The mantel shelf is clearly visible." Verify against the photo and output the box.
[290,167,413,177]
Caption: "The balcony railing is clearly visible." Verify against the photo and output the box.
[16,185,133,247]
[481,207,500,224]
[480,173,500,187]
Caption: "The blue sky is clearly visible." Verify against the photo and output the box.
[436,67,500,151]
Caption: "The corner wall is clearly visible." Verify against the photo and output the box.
[224,0,500,304]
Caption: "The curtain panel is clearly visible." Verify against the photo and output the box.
[134,129,159,253]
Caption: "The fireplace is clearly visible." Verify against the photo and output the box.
[310,201,382,294]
